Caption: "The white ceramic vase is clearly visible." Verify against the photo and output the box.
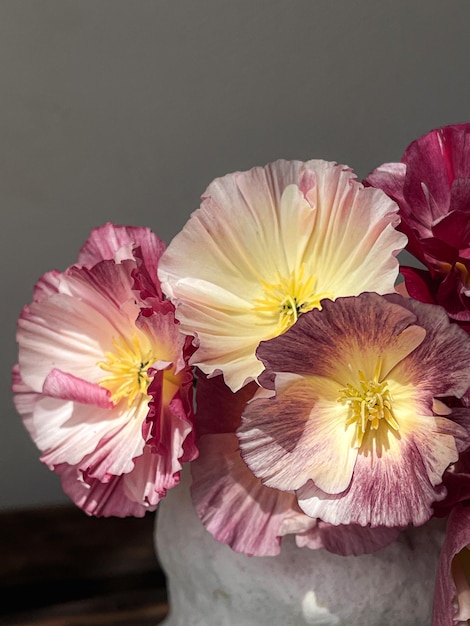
[155,465,446,626]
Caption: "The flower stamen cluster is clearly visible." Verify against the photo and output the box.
[97,333,154,407]
[253,265,332,334]
[338,359,398,449]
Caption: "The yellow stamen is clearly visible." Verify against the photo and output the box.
[97,334,154,407]
[337,357,398,448]
[253,264,333,334]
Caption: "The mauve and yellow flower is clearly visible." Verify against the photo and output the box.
[158,159,407,391]
[238,293,470,528]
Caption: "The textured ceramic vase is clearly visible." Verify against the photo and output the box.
[155,465,446,626]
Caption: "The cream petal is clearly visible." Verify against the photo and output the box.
[159,160,406,391]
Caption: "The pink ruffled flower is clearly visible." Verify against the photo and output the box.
[159,159,406,392]
[12,223,197,517]
[190,372,400,557]
[365,123,470,330]
[237,292,470,529]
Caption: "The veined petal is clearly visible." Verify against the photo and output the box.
[257,293,425,389]
[239,375,357,494]
[296,414,458,527]
[57,461,150,517]
[386,293,470,400]
[191,433,301,556]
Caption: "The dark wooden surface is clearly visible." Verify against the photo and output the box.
[0,504,169,625]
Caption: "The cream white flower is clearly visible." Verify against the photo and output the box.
[159,159,407,391]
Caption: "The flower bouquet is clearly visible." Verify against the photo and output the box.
[12,123,470,625]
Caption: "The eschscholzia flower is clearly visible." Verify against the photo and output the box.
[12,223,196,517]
[365,123,470,331]
[158,159,407,391]
[237,292,470,528]
[190,371,400,556]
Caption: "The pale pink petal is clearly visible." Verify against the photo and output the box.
[32,270,61,301]
[11,364,39,437]
[63,260,141,330]
[78,222,166,289]
[14,223,195,518]
[125,444,183,505]
[75,405,148,480]
[191,433,301,556]
[42,369,112,408]
[57,462,150,517]
[36,400,125,467]
[17,261,141,392]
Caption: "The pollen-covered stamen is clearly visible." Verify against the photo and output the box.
[97,333,155,407]
[338,357,399,448]
[253,264,333,334]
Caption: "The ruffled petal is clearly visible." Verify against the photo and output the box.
[257,292,423,387]
[77,222,166,292]
[159,159,405,391]
[191,433,304,556]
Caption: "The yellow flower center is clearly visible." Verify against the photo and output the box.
[337,358,399,448]
[97,334,154,407]
[253,264,333,334]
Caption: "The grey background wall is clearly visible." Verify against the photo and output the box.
[1,0,469,510]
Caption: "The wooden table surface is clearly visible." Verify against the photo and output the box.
[0,505,169,625]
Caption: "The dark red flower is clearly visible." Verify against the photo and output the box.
[365,123,470,328]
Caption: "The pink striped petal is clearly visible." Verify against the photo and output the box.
[296,418,455,527]
[57,462,150,517]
